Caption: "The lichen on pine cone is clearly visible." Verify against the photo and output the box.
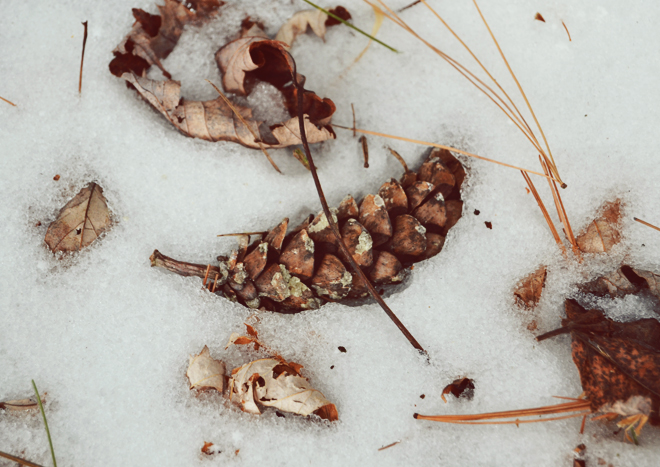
[150,148,465,312]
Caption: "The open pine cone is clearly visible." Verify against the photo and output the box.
[151,148,465,312]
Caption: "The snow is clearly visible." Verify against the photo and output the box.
[1,0,659,465]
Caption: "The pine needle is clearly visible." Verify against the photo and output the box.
[521,170,566,253]
[301,0,398,53]
[634,217,660,233]
[0,95,16,106]
[32,380,57,467]
[334,124,559,182]
[414,399,591,425]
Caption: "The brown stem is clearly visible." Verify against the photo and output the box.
[79,21,88,94]
[150,249,226,282]
[290,54,425,354]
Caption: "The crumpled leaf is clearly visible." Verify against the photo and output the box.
[111,1,338,151]
[45,182,112,254]
[576,200,622,253]
[513,266,547,308]
[110,0,223,78]
[274,6,350,47]
[186,345,226,393]
[541,299,660,424]
[440,377,475,403]
[229,358,337,420]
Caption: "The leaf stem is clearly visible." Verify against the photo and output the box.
[301,0,399,53]
[32,380,57,467]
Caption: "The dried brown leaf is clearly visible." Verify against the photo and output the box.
[576,200,622,253]
[45,182,112,254]
[111,1,337,152]
[186,345,226,393]
[440,377,475,403]
[514,266,547,308]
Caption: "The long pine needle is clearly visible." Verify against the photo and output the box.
[32,380,57,467]
[334,124,559,182]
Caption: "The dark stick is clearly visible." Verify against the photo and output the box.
[290,57,425,354]
[0,450,45,467]
[79,21,88,94]
[351,103,356,138]
[359,136,369,168]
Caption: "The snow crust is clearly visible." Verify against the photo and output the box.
[1,0,660,465]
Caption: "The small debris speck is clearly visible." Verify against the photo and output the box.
[53,174,60,181]
[330,365,335,369]
[485,221,492,229]
[338,346,347,353]
[474,209,480,215]
[420,394,425,399]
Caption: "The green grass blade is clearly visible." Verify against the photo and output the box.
[32,380,57,467]
[301,0,399,53]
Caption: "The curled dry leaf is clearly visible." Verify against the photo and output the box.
[513,266,547,308]
[537,299,660,436]
[229,358,337,420]
[151,148,466,312]
[186,345,226,393]
[274,7,351,47]
[576,200,622,253]
[110,1,341,151]
[45,182,112,254]
[441,377,475,403]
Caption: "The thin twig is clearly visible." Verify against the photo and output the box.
[359,136,369,168]
[399,0,420,11]
[351,103,356,138]
[217,231,267,237]
[32,380,57,467]
[335,124,559,182]
[0,450,45,467]
[634,217,660,233]
[302,0,399,53]
[290,55,425,353]
[0,95,16,106]
[205,80,281,174]
[79,21,88,94]
[378,441,401,451]
[387,147,408,172]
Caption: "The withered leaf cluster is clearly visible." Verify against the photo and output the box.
[539,300,660,428]
[110,0,348,149]
[185,329,337,421]
[151,148,465,312]
[44,182,112,254]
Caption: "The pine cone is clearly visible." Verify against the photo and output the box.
[151,148,465,312]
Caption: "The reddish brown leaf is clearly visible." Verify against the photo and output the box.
[441,377,475,403]
[514,266,547,308]
[540,300,660,421]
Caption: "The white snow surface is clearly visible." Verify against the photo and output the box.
[1,0,659,466]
